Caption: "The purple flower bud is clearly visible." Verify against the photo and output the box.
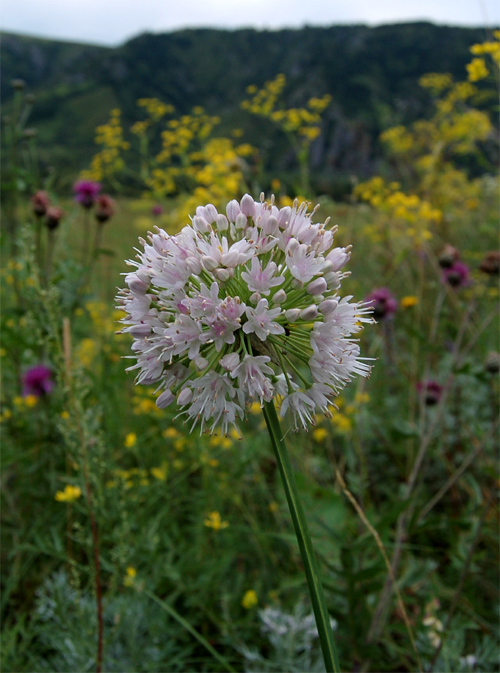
[235,213,247,230]
[300,305,319,320]
[193,216,210,233]
[324,272,340,290]
[285,308,301,322]
[186,256,202,275]
[365,287,398,319]
[156,389,175,409]
[202,255,218,272]
[319,299,338,315]
[204,204,218,223]
[263,215,279,236]
[177,387,193,406]
[194,356,209,371]
[22,365,54,397]
[125,272,149,294]
[215,268,230,282]
[307,277,327,295]
[240,194,256,217]
[216,214,229,231]
[277,206,291,228]
[416,380,443,406]
[128,323,151,337]
[442,261,471,289]
[272,289,287,304]
[226,200,241,222]
[73,180,101,209]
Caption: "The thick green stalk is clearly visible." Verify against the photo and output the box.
[262,401,340,673]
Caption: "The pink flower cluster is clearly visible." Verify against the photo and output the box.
[117,194,373,433]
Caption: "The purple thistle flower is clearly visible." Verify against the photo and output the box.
[416,380,443,406]
[22,365,54,397]
[152,204,163,216]
[442,261,471,289]
[365,287,398,320]
[73,180,101,209]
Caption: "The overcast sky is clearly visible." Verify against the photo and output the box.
[2,0,499,46]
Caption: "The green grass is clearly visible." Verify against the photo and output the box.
[1,186,498,672]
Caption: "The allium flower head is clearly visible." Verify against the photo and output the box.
[117,194,373,433]
[73,180,101,209]
[365,287,398,320]
[22,365,54,397]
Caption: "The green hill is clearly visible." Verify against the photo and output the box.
[1,23,493,191]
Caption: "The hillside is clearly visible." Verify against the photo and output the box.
[1,24,493,190]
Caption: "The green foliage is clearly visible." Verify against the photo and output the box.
[1,33,499,673]
[1,24,493,193]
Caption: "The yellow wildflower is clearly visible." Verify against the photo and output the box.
[354,392,370,405]
[332,414,352,433]
[466,57,489,82]
[163,427,178,438]
[241,590,258,609]
[151,463,168,481]
[204,511,229,530]
[55,485,82,502]
[313,427,328,443]
[75,338,98,368]
[24,395,38,408]
[123,566,137,586]
[61,410,70,419]
[401,296,419,309]
[124,432,137,448]
[174,438,186,452]
[268,501,279,513]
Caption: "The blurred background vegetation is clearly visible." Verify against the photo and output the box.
[1,23,495,195]
[1,22,499,673]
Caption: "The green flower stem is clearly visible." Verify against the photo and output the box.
[263,400,340,673]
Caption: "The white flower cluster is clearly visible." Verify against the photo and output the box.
[117,194,373,434]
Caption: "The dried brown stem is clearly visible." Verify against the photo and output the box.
[367,297,475,642]
[336,470,423,672]
[416,421,498,523]
[427,497,494,672]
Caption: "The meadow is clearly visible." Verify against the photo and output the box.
[1,36,499,673]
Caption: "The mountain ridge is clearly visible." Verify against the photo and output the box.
[1,24,494,191]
